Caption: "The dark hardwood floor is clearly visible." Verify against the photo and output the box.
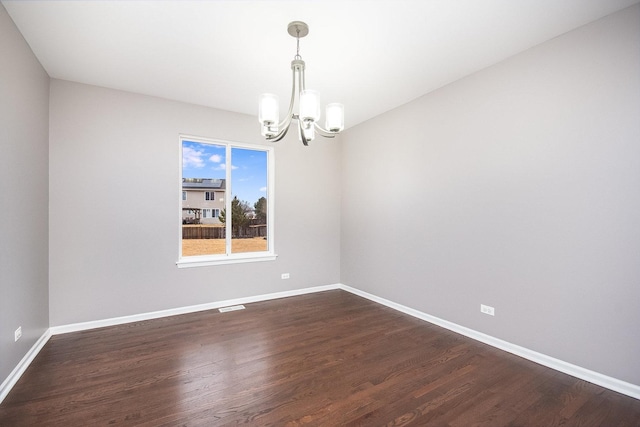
[1,290,639,426]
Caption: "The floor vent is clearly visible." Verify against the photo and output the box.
[218,305,246,313]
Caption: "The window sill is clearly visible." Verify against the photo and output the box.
[176,252,278,268]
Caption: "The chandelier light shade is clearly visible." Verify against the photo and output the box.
[259,21,344,146]
[299,90,320,122]
[258,93,279,129]
[325,103,345,132]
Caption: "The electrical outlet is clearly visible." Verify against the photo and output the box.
[15,326,22,342]
[281,273,290,279]
[480,304,495,316]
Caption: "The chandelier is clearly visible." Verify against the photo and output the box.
[259,21,344,146]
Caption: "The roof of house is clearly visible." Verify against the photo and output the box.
[182,178,225,190]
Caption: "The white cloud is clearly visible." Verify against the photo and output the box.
[209,154,222,163]
[217,164,239,170]
[259,187,267,192]
[183,146,205,168]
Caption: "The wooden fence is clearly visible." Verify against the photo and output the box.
[182,224,267,239]
[182,226,225,239]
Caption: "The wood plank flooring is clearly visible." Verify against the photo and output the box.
[1,290,639,426]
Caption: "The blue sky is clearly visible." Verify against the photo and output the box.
[182,141,267,206]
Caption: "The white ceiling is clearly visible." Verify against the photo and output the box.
[3,0,638,129]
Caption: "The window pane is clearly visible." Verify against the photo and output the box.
[181,141,226,256]
[230,147,268,254]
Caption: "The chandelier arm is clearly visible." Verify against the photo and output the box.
[275,112,294,137]
[277,68,298,129]
[268,120,292,142]
[313,122,337,138]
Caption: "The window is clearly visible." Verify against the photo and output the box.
[178,135,275,267]
[202,208,220,219]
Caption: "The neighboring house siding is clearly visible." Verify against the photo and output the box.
[182,179,225,224]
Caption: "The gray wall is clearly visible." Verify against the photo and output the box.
[0,4,50,382]
[48,79,341,326]
[341,5,640,385]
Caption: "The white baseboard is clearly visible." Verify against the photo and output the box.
[338,283,640,401]
[0,328,51,404]
[49,284,341,335]
[3,283,638,405]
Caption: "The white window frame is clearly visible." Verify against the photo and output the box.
[177,135,276,268]
[205,191,215,201]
